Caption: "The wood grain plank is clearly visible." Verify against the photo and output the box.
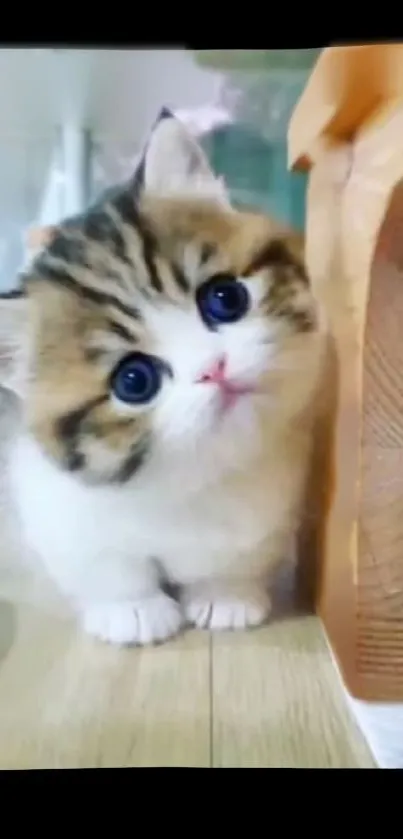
[0,603,210,768]
[211,617,375,768]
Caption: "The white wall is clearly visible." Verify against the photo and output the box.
[0,48,222,289]
[0,48,221,138]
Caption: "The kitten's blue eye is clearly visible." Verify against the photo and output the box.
[111,352,162,405]
[197,274,250,326]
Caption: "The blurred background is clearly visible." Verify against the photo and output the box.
[0,48,320,291]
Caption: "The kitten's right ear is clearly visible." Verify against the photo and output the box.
[25,225,56,259]
[0,292,28,395]
[19,224,57,274]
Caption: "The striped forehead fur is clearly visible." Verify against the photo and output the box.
[30,190,308,314]
[13,185,316,485]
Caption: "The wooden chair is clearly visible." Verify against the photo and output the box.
[289,45,403,703]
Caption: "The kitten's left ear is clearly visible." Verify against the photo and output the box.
[134,107,231,207]
[0,293,28,395]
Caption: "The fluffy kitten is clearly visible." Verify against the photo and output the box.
[0,109,325,646]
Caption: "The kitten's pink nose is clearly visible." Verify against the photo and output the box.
[197,356,227,384]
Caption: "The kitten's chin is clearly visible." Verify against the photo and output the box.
[202,393,264,464]
[151,392,264,486]
[212,391,259,435]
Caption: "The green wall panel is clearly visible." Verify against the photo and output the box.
[202,124,307,232]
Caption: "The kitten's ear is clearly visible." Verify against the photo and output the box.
[25,225,56,258]
[0,293,28,395]
[134,107,231,206]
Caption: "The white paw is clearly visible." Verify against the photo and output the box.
[184,593,271,631]
[83,593,183,647]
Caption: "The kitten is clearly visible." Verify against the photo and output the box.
[0,109,325,646]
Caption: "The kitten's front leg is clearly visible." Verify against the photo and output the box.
[182,577,272,631]
[60,556,184,647]
[82,590,183,647]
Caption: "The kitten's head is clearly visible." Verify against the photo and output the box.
[0,109,323,484]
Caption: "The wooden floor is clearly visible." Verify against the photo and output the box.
[0,393,375,769]
[0,601,375,769]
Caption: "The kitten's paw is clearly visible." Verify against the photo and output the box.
[83,593,183,646]
[184,591,271,631]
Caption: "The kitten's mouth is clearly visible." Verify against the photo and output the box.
[195,356,257,416]
[216,380,257,415]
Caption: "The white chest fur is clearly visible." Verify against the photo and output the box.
[9,424,308,600]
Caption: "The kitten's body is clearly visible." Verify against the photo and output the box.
[1,110,325,645]
[10,397,312,641]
